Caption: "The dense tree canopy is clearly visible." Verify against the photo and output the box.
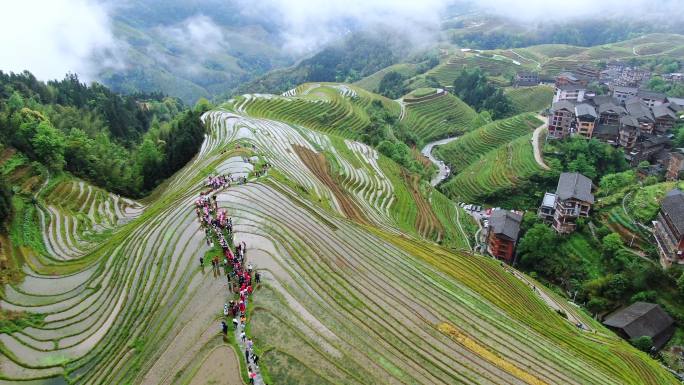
[377,71,407,100]
[548,138,628,180]
[0,71,209,197]
[452,68,513,119]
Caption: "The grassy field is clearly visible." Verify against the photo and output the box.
[435,113,542,174]
[0,83,677,385]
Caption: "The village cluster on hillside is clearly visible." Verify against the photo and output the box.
[478,64,684,353]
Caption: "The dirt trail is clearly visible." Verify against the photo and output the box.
[293,145,368,224]
[532,115,550,170]
[453,204,472,251]
[189,345,243,385]
[506,268,592,332]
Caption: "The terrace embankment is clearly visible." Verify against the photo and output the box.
[293,144,368,224]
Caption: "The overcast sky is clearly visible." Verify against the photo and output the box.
[1,0,682,82]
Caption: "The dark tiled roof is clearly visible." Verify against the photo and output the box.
[626,101,654,122]
[575,103,597,119]
[556,172,594,203]
[662,189,684,236]
[598,103,625,115]
[551,100,576,112]
[620,115,640,128]
[589,95,619,106]
[489,210,522,241]
[613,86,638,94]
[668,97,684,107]
[637,89,667,100]
[603,302,674,349]
[652,104,676,119]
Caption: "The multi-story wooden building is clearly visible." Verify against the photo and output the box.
[575,64,601,80]
[597,101,625,126]
[487,210,522,263]
[652,104,678,133]
[574,103,597,138]
[548,100,576,139]
[515,72,540,87]
[653,189,684,267]
[625,99,655,134]
[552,172,594,234]
[619,116,640,150]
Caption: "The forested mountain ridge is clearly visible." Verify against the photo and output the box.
[0,71,209,199]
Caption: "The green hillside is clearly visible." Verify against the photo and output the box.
[506,86,555,113]
[441,133,548,203]
[231,83,400,139]
[0,79,677,385]
[402,92,478,143]
[414,33,684,89]
[435,113,542,173]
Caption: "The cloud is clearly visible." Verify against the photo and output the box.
[473,0,684,22]
[236,0,452,53]
[157,15,228,56]
[237,0,684,53]
[0,0,122,82]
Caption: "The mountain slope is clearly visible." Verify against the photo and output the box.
[0,84,676,385]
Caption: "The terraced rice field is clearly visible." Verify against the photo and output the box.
[426,55,522,86]
[0,84,677,384]
[441,133,547,202]
[231,83,401,140]
[505,86,555,114]
[435,113,541,174]
[402,92,478,143]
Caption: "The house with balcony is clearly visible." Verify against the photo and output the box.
[597,100,626,126]
[653,189,684,267]
[652,104,677,133]
[548,100,576,139]
[552,172,594,234]
[619,116,640,150]
[487,210,523,263]
[625,99,655,134]
[574,103,598,138]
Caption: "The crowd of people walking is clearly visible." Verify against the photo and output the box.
[195,177,265,385]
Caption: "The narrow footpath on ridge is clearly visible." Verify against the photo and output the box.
[532,114,550,170]
[195,169,270,385]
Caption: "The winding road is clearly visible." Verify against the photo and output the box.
[421,136,459,186]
